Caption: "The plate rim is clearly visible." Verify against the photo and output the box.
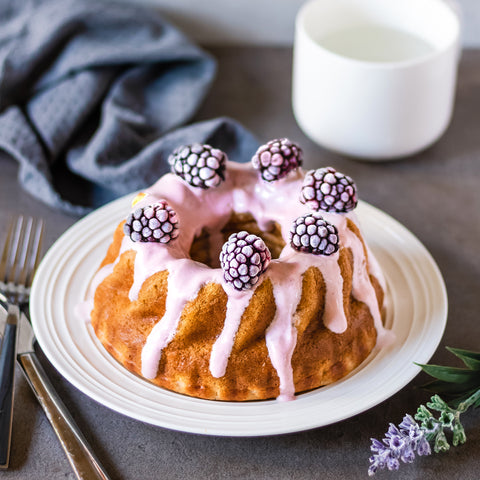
[30,195,448,436]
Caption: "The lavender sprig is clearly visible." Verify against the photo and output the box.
[368,414,430,476]
[368,389,480,476]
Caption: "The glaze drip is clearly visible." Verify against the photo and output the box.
[265,261,302,402]
[209,287,254,378]
[84,161,391,400]
[141,258,222,379]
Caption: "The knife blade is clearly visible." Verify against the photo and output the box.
[0,303,16,468]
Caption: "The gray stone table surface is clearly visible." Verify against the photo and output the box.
[0,47,479,479]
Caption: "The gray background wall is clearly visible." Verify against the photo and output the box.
[112,0,480,47]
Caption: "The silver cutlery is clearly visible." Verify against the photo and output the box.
[15,310,111,480]
[0,217,111,479]
[0,216,43,468]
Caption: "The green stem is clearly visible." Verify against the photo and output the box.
[457,388,480,413]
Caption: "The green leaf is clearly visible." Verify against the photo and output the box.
[421,379,480,396]
[446,347,480,370]
[416,363,480,384]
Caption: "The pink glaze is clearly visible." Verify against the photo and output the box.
[83,161,392,400]
[209,287,254,378]
[365,244,387,293]
[264,261,302,402]
[348,211,387,294]
[320,254,348,334]
[340,219,382,331]
[263,246,348,401]
[286,246,348,335]
[128,240,182,301]
[141,258,223,379]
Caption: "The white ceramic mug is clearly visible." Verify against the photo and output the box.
[292,0,461,160]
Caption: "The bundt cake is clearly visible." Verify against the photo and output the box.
[81,139,391,402]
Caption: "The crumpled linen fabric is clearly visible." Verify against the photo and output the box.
[0,0,258,214]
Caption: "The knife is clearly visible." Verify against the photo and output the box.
[0,305,111,480]
[0,302,17,468]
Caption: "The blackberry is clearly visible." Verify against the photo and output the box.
[290,213,339,256]
[300,167,357,213]
[252,138,302,182]
[168,144,227,189]
[124,201,179,243]
[220,231,271,291]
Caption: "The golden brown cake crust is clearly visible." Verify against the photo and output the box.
[90,218,382,401]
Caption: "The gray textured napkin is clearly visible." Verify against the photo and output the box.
[0,0,258,214]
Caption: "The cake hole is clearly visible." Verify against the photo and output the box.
[189,212,286,268]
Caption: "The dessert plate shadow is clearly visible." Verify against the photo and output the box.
[30,196,447,436]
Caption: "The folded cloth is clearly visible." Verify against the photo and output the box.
[0,0,258,214]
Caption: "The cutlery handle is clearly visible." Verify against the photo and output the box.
[17,352,111,480]
[0,306,19,469]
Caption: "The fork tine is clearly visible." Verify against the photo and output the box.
[24,219,44,289]
[16,218,37,288]
[0,217,44,303]
[0,218,20,284]
[0,219,14,279]
[3,216,27,286]
[13,217,33,288]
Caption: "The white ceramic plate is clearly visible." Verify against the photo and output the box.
[30,197,447,436]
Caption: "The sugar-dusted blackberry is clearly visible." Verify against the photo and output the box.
[300,167,357,213]
[220,231,271,291]
[290,213,339,256]
[251,138,303,182]
[168,144,227,189]
[124,200,179,243]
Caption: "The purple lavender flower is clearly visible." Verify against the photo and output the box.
[385,424,406,454]
[416,437,431,456]
[399,414,431,456]
[386,456,400,471]
[368,439,391,476]
[368,415,431,476]
[401,445,415,464]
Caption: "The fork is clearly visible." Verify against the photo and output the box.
[0,216,43,468]
[0,218,111,479]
